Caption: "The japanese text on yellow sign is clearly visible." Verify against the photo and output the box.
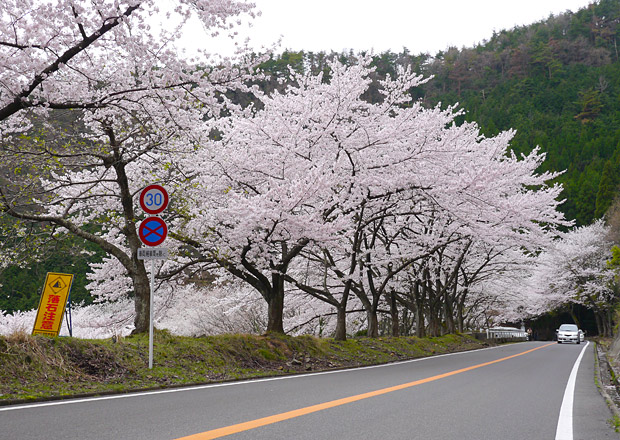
[32,273,73,337]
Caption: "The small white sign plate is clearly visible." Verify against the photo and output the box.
[137,247,169,260]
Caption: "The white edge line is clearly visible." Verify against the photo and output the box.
[0,341,515,412]
[555,341,589,440]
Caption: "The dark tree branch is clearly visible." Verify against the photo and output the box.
[0,2,142,121]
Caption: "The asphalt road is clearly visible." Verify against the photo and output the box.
[1,341,618,440]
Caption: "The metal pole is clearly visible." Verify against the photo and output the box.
[65,289,73,337]
[149,258,154,369]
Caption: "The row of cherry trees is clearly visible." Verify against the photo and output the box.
[162,58,568,339]
[0,1,574,339]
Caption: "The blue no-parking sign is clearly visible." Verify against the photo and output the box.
[138,216,168,247]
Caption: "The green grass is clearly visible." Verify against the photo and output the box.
[610,414,620,433]
[0,331,488,403]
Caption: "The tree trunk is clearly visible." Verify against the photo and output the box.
[444,293,455,334]
[131,265,151,334]
[333,283,351,341]
[415,305,426,338]
[456,302,464,333]
[265,273,285,334]
[334,305,347,341]
[428,313,441,337]
[266,293,284,333]
[367,309,379,338]
[568,306,580,328]
[427,295,441,336]
[456,288,468,333]
[414,281,426,338]
[594,312,603,337]
[427,293,441,337]
[603,309,613,338]
[353,286,374,337]
[113,143,151,335]
[401,307,411,336]
[390,291,400,337]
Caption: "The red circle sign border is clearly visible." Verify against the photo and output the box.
[138,217,168,247]
[139,184,169,215]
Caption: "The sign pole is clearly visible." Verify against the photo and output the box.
[138,183,169,370]
[65,288,73,337]
[149,258,155,369]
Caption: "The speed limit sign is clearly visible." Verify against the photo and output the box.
[139,184,169,215]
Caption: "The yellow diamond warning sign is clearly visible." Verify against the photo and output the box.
[32,273,74,337]
[48,277,67,293]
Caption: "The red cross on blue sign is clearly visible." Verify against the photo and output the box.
[138,217,168,247]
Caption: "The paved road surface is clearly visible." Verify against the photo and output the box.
[1,341,618,440]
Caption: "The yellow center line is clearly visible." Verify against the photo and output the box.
[175,343,555,440]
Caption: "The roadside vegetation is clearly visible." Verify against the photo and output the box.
[0,332,487,403]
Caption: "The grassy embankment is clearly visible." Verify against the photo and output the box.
[0,331,488,403]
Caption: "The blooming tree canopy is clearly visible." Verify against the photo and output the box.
[177,56,568,337]
[531,220,617,336]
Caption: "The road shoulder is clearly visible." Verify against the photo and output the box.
[574,343,620,439]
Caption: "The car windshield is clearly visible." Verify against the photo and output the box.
[559,324,578,331]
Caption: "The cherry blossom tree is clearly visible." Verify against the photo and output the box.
[532,220,617,336]
[0,0,260,333]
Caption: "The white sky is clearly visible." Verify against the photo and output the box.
[178,0,595,57]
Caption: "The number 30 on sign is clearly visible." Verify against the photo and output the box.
[139,184,169,215]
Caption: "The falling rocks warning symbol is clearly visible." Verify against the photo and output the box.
[48,278,66,293]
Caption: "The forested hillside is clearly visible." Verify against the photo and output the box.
[422,0,620,226]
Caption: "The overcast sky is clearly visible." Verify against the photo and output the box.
[178,0,595,58]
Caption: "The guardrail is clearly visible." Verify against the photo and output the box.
[486,327,528,340]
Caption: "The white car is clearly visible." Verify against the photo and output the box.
[556,324,580,344]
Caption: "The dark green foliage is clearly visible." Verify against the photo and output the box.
[0,235,102,313]
[410,0,620,227]
[595,147,620,217]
